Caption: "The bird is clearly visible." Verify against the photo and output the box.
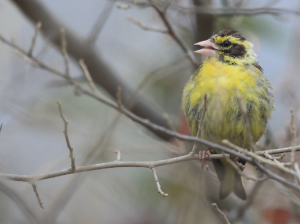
[182,30,274,200]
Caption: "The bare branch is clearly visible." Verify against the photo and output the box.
[151,167,168,197]
[170,4,300,17]
[148,0,198,68]
[28,21,41,56]
[223,154,265,182]
[192,94,207,153]
[263,151,284,166]
[60,28,70,77]
[126,14,168,34]
[11,0,172,141]
[57,101,76,171]
[0,177,40,224]
[79,59,97,93]
[212,203,231,224]
[89,1,114,44]
[2,33,300,194]
[222,140,296,175]
[31,183,44,209]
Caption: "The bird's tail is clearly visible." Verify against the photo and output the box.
[212,159,247,200]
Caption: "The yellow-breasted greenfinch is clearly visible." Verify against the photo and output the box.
[182,30,274,200]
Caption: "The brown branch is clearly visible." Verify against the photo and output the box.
[88,1,114,44]
[28,21,41,56]
[2,33,300,195]
[212,203,231,224]
[57,101,76,171]
[0,177,40,224]
[31,183,44,209]
[170,4,300,17]
[223,154,265,182]
[11,0,171,141]
[126,15,168,34]
[79,59,97,93]
[151,167,168,197]
[148,0,198,68]
[222,140,296,175]
[60,28,70,77]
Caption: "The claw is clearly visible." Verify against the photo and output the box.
[230,151,241,162]
[198,148,212,169]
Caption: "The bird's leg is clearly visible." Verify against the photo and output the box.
[198,148,212,169]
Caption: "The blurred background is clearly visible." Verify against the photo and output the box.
[0,0,299,223]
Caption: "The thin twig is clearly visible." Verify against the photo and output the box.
[0,177,40,224]
[223,154,264,181]
[212,203,231,224]
[148,0,198,68]
[151,167,168,197]
[28,21,42,56]
[79,59,97,93]
[57,101,76,171]
[263,151,283,166]
[191,94,207,153]
[89,1,114,44]
[31,183,44,209]
[2,34,300,194]
[60,28,70,77]
[222,140,296,175]
[115,150,121,161]
[169,4,300,17]
[126,15,168,34]
[295,163,300,182]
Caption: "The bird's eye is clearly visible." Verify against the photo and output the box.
[223,40,231,47]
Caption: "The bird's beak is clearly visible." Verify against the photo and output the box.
[194,39,218,57]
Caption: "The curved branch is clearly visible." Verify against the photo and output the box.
[10,0,171,140]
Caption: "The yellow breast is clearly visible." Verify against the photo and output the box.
[182,57,274,149]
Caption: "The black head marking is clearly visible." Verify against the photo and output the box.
[222,43,246,58]
[212,30,246,41]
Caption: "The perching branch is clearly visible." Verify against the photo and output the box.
[126,15,168,34]
[79,59,97,93]
[148,0,198,68]
[1,30,300,200]
[28,21,41,57]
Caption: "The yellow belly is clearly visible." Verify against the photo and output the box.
[182,57,274,149]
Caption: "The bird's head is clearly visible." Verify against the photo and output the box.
[195,30,257,66]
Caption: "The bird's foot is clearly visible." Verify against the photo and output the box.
[198,148,212,170]
[230,151,241,162]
